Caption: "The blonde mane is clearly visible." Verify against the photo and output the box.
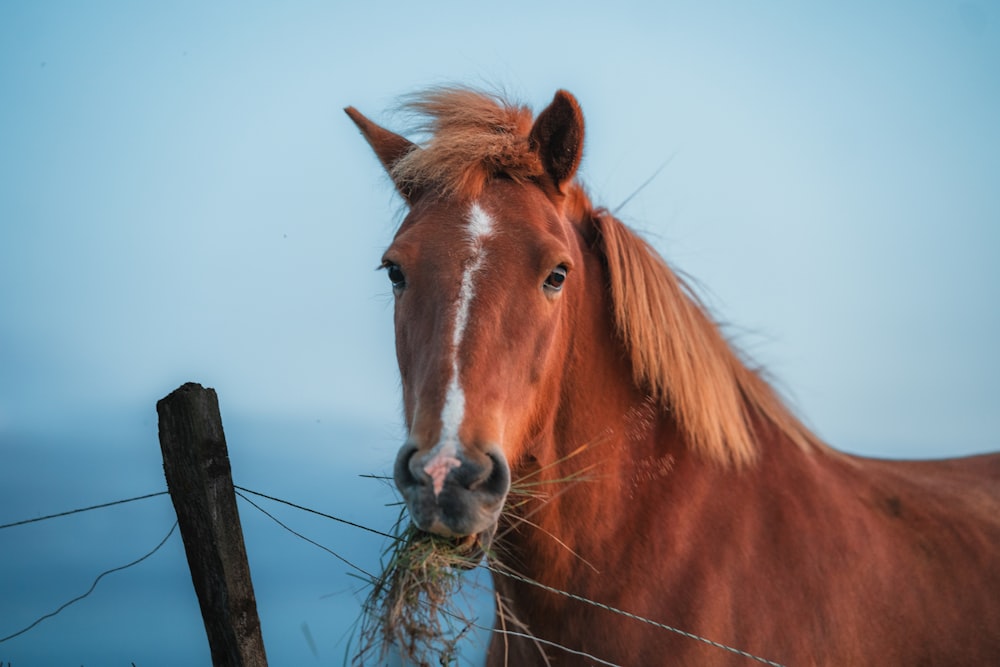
[395,87,823,465]
[594,210,823,465]
[391,87,544,199]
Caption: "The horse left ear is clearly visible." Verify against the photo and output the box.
[345,106,419,202]
[529,90,585,193]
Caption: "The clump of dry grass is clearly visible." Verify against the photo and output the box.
[352,442,601,665]
[353,511,482,666]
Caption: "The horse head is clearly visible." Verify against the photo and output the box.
[346,89,588,548]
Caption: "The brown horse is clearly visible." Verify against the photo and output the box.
[346,88,1000,666]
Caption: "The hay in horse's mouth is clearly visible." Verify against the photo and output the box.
[354,522,487,665]
[436,531,483,565]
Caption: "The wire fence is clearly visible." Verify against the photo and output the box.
[0,492,177,645]
[0,481,787,667]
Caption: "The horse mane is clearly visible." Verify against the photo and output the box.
[391,87,544,199]
[594,210,824,465]
[395,86,823,465]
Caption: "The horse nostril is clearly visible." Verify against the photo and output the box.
[445,453,484,490]
[481,449,511,496]
[394,442,510,505]
[391,442,511,538]
[463,449,510,495]
[393,444,421,490]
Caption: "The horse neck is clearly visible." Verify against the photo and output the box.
[494,399,824,615]
[493,247,823,598]
[496,248,691,588]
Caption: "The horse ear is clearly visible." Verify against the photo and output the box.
[344,106,419,202]
[529,90,585,193]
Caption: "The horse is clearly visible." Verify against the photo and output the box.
[345,87,1000,666]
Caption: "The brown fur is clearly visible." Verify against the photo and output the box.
[385,87,818,465]
[347,87,1000,666]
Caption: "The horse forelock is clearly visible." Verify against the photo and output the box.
[593,210,824,466]
[390,87,545,200]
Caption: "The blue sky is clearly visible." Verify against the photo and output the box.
[1,1,998,664]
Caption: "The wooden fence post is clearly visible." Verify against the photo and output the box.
[157,382,268,667]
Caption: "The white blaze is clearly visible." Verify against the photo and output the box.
[424,202,495,496]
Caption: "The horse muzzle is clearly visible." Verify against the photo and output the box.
[393,442,511,549]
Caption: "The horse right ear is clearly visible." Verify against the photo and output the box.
[345,106,419,202]
[529,90,585,194]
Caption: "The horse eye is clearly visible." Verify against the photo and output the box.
[543,266,567,292]
[385,263,406,290]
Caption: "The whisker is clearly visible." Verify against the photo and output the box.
[511,432,612,486]
[496,464,601,548]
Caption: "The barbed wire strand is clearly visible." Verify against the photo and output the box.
[239,487,786,667]
[488,565,786,667]
[0,486,386,645]
[427,594,623,667]
[233,485,395,540]
[0,484,785,665]
[0,521,178,644]
[0,491,170,531]
[234,490,377,580]
[472,621,622,667]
